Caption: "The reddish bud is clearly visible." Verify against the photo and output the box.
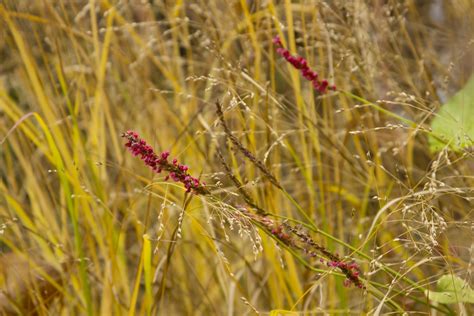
[272,35,335,94]
[272,35,282,46]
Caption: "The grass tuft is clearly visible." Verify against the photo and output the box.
[0,1,473,314]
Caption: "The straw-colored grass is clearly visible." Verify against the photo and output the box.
[0,1,472,315]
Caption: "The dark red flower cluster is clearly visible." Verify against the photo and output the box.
[272,36,336,94]
[327,260,363,288]
[122,131,208,194]
[270,224,293,245]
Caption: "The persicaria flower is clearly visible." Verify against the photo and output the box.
[239,207,364,289]
[272,35,282,46]
[273,35,336,94]
[122,131,208,195]
[327,260,363,288]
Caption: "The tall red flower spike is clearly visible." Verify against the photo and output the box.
[273,35,336,94]
[122,131,208,195]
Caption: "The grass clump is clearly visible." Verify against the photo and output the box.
[0,1,473,315]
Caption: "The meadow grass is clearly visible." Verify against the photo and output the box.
[0,1,473,315]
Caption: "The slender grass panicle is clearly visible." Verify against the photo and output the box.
[286,224,364,289]
[122,131,208,194]
[273,36,336,94]
[241,209,364,289]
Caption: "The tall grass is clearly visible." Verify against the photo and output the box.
[0,1,473,314]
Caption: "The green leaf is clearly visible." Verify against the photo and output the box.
[425,275,474,304]
[429,75,474,152]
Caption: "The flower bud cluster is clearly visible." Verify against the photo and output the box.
[273,36,336,94]
[122,131,208,194]
[327,260,363,288]
[242,209,365,289]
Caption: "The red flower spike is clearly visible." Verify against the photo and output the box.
[272,35,335,94]
[122,131,208,195]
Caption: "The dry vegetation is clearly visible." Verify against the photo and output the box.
[0,0,473,315]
